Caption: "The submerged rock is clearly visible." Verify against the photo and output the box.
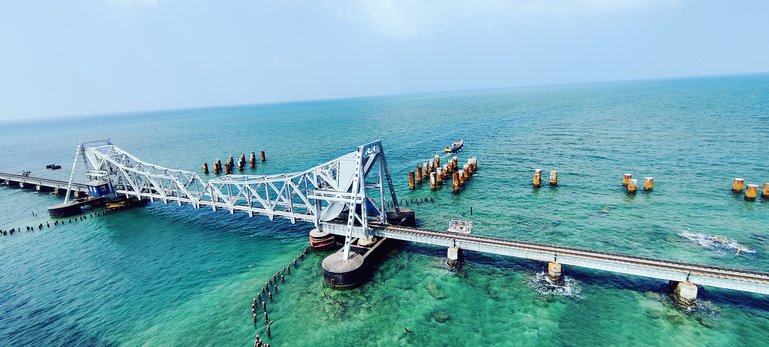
[426,281,447,300]
[431,311,451,323]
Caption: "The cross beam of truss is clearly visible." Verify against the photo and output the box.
[77,140,401,260]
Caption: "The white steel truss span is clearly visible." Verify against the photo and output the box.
[77,140,401,259]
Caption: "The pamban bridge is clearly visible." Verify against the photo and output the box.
[2,139,769,308]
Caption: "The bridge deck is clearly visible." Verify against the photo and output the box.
[320,222,769,295]
[0,172,88,192]
[4,172,768,297]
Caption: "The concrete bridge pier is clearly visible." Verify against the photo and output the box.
[447,247,463,267]
[547,261,562,282]
[669,280,698,307]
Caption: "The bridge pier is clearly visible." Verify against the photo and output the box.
[309,228,336,251]
[547,261,562,282]
[322,237,394,289]
[447,247,463,267]
[669,281,698,307]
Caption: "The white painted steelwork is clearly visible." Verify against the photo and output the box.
[78,140,400,259]
[40,140,769,297]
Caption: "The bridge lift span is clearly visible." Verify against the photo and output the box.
[70,139,403,261]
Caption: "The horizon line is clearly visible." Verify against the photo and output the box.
[3,70,768,125]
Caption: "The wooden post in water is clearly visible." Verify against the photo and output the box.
[260,151,266,161]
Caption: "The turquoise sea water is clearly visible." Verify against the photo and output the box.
[1,74,768,346]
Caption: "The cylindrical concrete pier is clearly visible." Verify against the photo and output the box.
[202,163,209,174]
[434,155,440,170]
[549,171,558,186]
[643,177,653,191]
[408,171,415,190]
[416,166,423,183]
[309,228,335,251]
[430,172,437,191]
[623,173,632,187]
[627,178,638,194]
[763,183,769,199]
[458,170,465,186]
[452,172,459,193]
[732,178,744,192]
[745,184,758,201]
[436,168,443,185]
[533,170,542,188]
[260,151,266,161]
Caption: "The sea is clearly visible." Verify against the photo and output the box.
[1,74,768,346]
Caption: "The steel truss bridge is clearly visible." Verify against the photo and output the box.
[61,140,769,296]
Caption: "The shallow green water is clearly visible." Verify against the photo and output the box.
[1,74,768,346]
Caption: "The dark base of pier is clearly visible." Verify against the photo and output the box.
[48,202,84,218]
[386,208,416,227]
[322,237,395,289]
[48,197,106,218]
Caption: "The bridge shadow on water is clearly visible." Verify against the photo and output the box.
[396,241,769,313]
[104,201,769,314]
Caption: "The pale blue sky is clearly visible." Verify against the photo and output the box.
[1,0,768,120]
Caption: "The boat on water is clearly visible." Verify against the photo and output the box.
[447,218,473,234]
[444,139,464,153]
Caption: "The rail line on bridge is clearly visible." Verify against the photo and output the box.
[317,222,769,295]
[3,140,768,301]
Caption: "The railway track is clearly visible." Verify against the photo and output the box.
[372,223,769,286]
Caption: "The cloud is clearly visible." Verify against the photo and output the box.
[322,0,679,37]
[108,0,159,7]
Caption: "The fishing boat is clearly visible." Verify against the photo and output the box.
[444,139,464,153]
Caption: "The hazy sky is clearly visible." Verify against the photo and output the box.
[1,0,768,120]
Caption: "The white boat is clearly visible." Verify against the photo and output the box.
[447,218,473,234]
